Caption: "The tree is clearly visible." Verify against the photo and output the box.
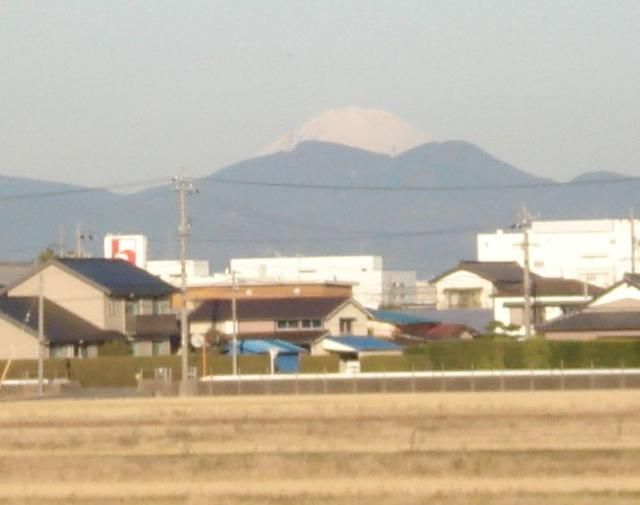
[37,247,57,263]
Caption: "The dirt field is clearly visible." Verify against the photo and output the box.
[1,390,640,504]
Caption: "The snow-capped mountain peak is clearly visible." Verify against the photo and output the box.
[259,106,429,157]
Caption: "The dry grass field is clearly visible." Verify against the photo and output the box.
[1,390,640,504]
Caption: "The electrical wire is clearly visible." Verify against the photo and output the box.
[198,174,640,193]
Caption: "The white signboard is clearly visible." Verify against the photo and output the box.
[104,234,148,269]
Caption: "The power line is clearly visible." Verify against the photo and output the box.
[199,174,640,193]
[0,176,172,203]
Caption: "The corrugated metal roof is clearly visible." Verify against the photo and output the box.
[58,258,177,297]
[370,309,436,325]
[325,336,402,351]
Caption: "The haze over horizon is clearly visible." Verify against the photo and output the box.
[2,1,639,187]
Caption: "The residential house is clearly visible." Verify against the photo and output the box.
[493,277,602,336]
[189,296,371,349]
[431,261,525,310]
[0,296,125,359]
[541,273,640,340]
[3,258,178,356]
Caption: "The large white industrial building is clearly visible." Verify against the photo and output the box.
[477,219,639,288]
[229,255,416,309]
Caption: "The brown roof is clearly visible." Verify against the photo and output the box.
[423,324,477,340]
[190,297,353,322]
[432,261,524,284]
[495,277,604,297]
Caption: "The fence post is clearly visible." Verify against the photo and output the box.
[529,369,534,391]
[382,367,387,393]
[440,363,446,392]
[323,367,328,395]
[560,360,565,391]
[470,363,475,392]
[620,360,626,389]
[411,365,416,393]
[590,361,595,390]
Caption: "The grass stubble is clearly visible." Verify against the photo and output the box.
[0,390,639,504]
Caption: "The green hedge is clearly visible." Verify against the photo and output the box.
[0,354,270,388]
[299,355,340,373]
[402,339,640,370]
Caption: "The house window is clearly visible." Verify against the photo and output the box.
[153,299,170,314]
[276,320,300,330]
[339,318,355,335]
[139,299,153,315]
[125,300,138,316]
[152,341,163,356]
[444,289,482,308]
[301,319,322,329]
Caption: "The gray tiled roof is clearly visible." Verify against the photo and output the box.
[0,296,125,344]
[432,261,524,284]
[541,310,640,333]
[58,258,177,298]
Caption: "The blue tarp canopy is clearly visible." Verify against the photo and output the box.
[325,336,402,352]
[224,339,305,355]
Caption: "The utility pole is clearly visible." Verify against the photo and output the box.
[75,223,83,258]
[174,176,196,395]
[58,225,65,257]
[37,272,44,395]
[631,208,636,274]
[519,206,533,340]
[231,270,238,375]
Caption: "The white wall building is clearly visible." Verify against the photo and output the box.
[477,219,640,288]
[229,255,416,309]
[146,260,226,287]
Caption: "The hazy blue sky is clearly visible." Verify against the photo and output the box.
[1,0,639,187]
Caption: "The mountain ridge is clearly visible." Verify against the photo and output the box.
[1,140,638,277]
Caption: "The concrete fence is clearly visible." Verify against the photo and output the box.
[196,368,640,396]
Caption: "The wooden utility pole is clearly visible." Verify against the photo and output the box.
[174,176,196,395]
[37,272,45,395]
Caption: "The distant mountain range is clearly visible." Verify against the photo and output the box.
[1,140,638,278]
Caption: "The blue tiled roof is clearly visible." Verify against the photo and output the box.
[327,336,402,351]
[57,258,177,298]
[370,309,436,325]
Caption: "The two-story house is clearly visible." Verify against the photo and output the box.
[189,296,371,349]
[2,258,178,357]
